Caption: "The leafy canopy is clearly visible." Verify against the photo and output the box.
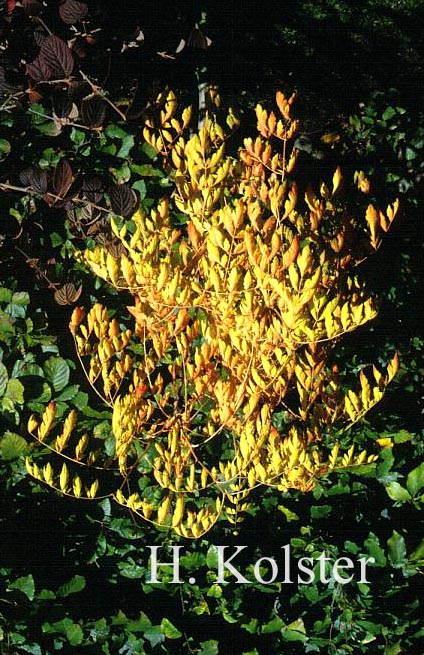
[26,91,399,537]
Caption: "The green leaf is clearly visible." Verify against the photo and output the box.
[387,531,407,568]
[118,559,144,579]
[192,600,210,616]
[141,142,158,160]
[117,134,135,158]
[144,625,165,648]
[5,301,26,318]
[261,617,284,634]
[32,382,52,403]
[180,551,205,570]
[126,612,152,632]
[286,618,306,634]
[0,312,14,341]
[9,574,35,600]
[310,504,332,519]
[382,107,396,121]
[70,127,86,145]
[101,142,117,156]
[108,517,140,539]
[37,589,56,600]
[0,432,28,460]
[57,574,86,597]
[8,632,25,645]
[160,618,182,639]
[0,138,11,160]
[282,628,307,643]
[36,120,62,136]
[206,544,219,569]
[222,611,238,624]
[406,462,424,496]
[385,481,411,503]
[43,357,70,392]
[405,146,416,161]
[278,504,300,521]
[410,538,424,562]
[56,384,79,402]
[111,610,128,626]
[283,618,308,641]
[393,431,413,444]
[105,124,128,139]
[376,448,394,482]
[16,363,44,378]
[206,583,222,598]
[50,232,64,247]
[364,533,387,566]
[43,618,83,645]
[130,163,164,178]
[344,540,360,554]
[0,397,17,416]
[241,618,259,634]
[72,390,90,411]
[65,624,83,646]
[13,643,42,655]
[90,618,109,640]
[132,179,147,199]
[42,617,73,634]
[111,162,131,184]
[199,641,219,655]
[11,292,30,306]
[357,620,382,635]
[0,288,13,303]
[5,379,25,404]
[0,361,8,396]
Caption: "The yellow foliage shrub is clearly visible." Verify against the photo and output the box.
[26,90,399,537]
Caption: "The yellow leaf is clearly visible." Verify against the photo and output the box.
[376,438,393,448]
[43,462,54,486]
[73,476,83,498]
[332,166,342,195]
[172,494,185,527]
[59,463,69,492]
[157,495,172,525]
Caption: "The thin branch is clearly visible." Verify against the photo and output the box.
[79,71,127,121]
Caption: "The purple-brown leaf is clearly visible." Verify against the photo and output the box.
[39,35,74,78]
[23,0,44,15]
[33,28,46,47]
[54,282,83,305]
[0,66,22,95]
[109,184,137,218]
[26,56,51,82]
[19,168,36,188]
[81,177,103,204]
[22,168,48,194]
[59,0,88,25]
[53,158,73,196]
[81,96,106,127]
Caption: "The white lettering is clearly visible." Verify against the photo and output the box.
[216,546,250,583]
[358,556,375,583]
[148,546,182,583]
[280,544,293,583]
[253,557,278,584]
[332,557,354,584]
[297,557,315,584]
[317,551,332,583]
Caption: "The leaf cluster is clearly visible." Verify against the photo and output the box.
[0,2,422,654]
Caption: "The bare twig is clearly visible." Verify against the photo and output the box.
[79,71,127,121]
